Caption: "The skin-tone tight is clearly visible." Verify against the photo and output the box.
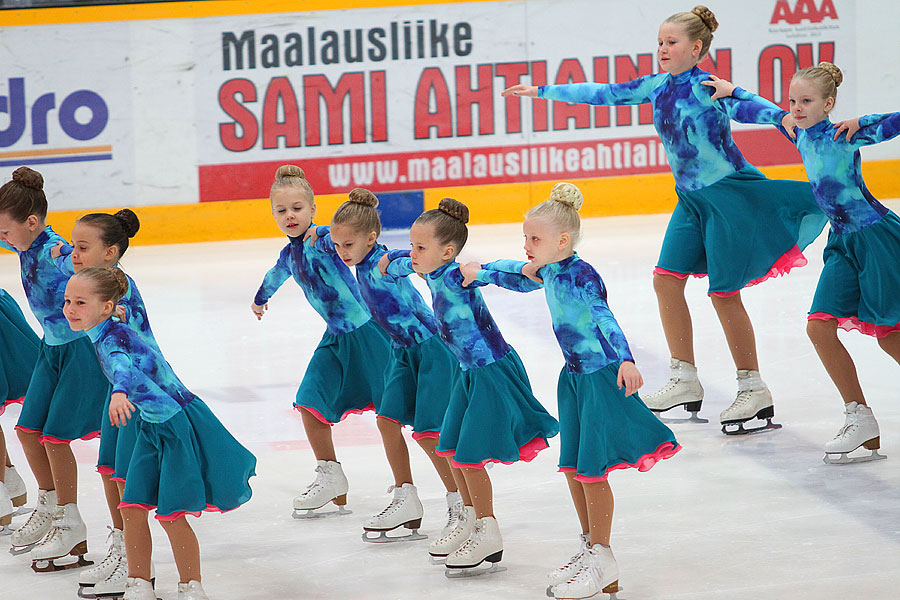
[376,417,457,492]
[445,459,493,519]
[16,430,80,504]
[564,472,614,547]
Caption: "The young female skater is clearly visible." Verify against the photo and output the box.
[461,182,680,598]
[381,198,559,576]
[502,6,827,433]
[252,166,391,517]
[705,62,900,463]
[305,188,463,542]
[64,266,256,600]
[0,167,110,569]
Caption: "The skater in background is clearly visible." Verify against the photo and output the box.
[0,288,40,534]
[304,188,463,543]
[502,5,828,434]
[50,209,159,597]
[380,198,559,577]
[461,182,680,599]
[64,266,256,600]
[0,166,110,570]
[704,62,900,463]
[252,166,391,518]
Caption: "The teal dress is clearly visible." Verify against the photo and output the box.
[0,289,40,416]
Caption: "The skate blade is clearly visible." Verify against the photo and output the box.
[77,585,99,599]
[553,585,623,600]
[0,525,12,536]
[656,412,709,424]
[362,529,427,543]
[445,563,506,578]
[9,542,40,556]
[429,554,447,565]
[31,554,94,573]
[292,505,352,519]
[823,449,887,465]
[721,418,782,436]
[12,506,33,517]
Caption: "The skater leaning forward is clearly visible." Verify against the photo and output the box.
[381,198,559,577]
[304,188,463,542]
[64,266,256,600]
[462,182,680,599]
[251,165,391,518]
[0,167,111,569]
[707,62,900,464]
[503,5,828,434]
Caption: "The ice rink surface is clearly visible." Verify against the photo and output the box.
[2,211,899,600]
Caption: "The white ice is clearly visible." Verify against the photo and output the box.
[2,210,900,600]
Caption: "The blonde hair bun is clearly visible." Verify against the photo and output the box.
[348,188,379,208]
[692,5,718,32]
[12,166,43,190]
[275,164,306,181]
[438,198,469,224]
[550,182,584,211]
[818,62,843,87]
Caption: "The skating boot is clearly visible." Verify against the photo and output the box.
[123,578,156,600]
[362,483,426,543]
[643,359,707,423]
[93,558,155,600]
[292,460,351,518]
[445,516,506,578]
[5,465,28,513]
[177,580,209,600]
[429,505,474,564]
[720,370,781,435]
[442,490,464,537]
[31,503,93,572]
[553,544,620,600]
[545,533,590,597]
[823,402,886,465]
[0,482,12,534]
[9,488,55,555]
[78,526,125,597]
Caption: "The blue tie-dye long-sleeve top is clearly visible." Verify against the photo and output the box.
[1,226,82,345]
[385,252,509,370]
[539,66,787,191]
[476,255,634,374]
[312,227,438,348]
[86,318,196,424]
[254,231,371,335]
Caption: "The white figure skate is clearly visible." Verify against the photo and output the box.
[442,490,464,537]
[122,578,156,600]
[177,579,209,600]
[292,460,351,519]
[31,503,93,572]
[720,370,781,435]
[644,359,708,423]
[362,483,426,543]
[429,505,474,565]
[552,544,620,600]
[78,526,125,597]
[445,516,506,578]
[0,482,12,535]
[823,402,886,465]
[546,533,590,597]
[9,488,55,555]
[5,465,29,515]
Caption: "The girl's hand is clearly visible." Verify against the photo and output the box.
[303,225,319,244]
[522,262,544,284]
[700,74,736,101]
[833,118,860,141]
[378,254,391,275]
[617,361,643,397]
[114,305,127,322]
[251,302,267,320]
[460,262,481,287]
[501,84,538,98]
[781,113,798,139]
[49,241,64,259]
[109,392,135,427]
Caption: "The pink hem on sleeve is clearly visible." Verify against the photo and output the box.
[808,312,900,338]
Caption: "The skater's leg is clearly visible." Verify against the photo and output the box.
[159,516,201,584]
[101,472,124,530]
[16,429,54,490]
[653,273,694,364]
[0,425,7,480]
[563,472,589,535]
[710,292,759,371]
[581,480,614,547]
[460,468,493,519]
[448,461,472,505]
[376,416,413,487]
[300,406,337,462]
[807,319,866,405]
[417,437,457,493]
[120,506,152,581]
[44,441,77,504]
[876,330,900,365]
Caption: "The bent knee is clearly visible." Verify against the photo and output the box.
[806,317,838,342]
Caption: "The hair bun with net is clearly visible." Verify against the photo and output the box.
[438,198,469,224]
[275,164,306,181]
[550,182,584,211]
[818,62,843,87]
[114,209,141,238]
[348,188,379,208]
[692,5,718,32]
[11,166,44,191]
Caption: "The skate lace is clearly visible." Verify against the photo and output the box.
[300,465,327,498]
[731,390,754,408]
[647,377,680,397]
[834,412,860,440]
[91,527,123,573]
[553,547,586,576]
[373,486,403,518]
[444,504,462,531]
[17,506,51,536]
[456,520,485,555]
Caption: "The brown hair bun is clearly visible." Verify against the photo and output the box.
[692,5,718,32]
[438,198,469,224]
[12,166,43,191]
[348,188,379,208]
[114,208,140,238]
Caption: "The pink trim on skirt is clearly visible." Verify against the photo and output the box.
[295,403,375,425]
[437,436,549,469]
[0,396,24,416]
[653,267,706,280]
[556,442,682,482]
[808,312,900,338]
[411,431,440,441]
[39,430,100,445]
[14,426,42,435]
[118,502,235,521]
[97,466,115,476]
[111,477,125,483]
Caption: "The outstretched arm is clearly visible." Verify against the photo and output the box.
[252,246,292,317]
[848,112,900,147]
[469,260,544,292]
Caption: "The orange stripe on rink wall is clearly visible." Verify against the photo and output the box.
[0,145,112,159]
